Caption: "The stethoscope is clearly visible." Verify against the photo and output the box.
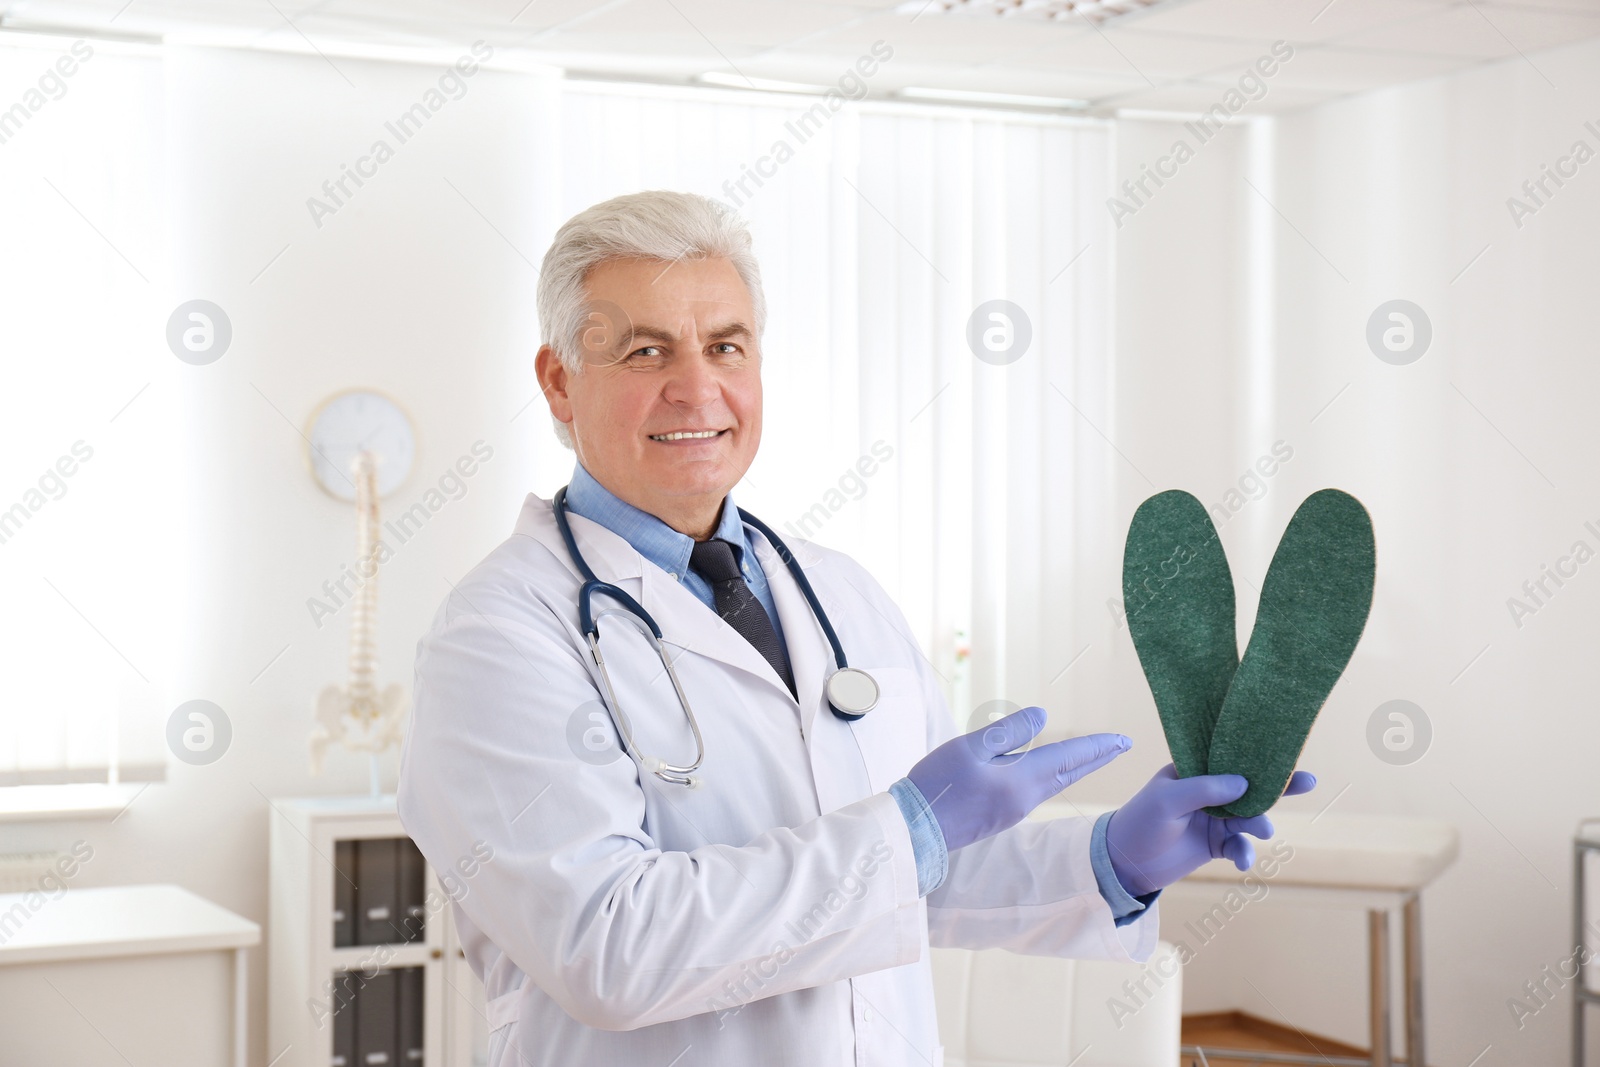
[552,486,880,788]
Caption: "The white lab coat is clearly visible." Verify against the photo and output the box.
[397,491,1158,1067]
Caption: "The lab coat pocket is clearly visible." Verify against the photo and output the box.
[846,666,928,794]
[485,986,521,1032]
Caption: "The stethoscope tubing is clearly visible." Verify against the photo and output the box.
[553,485,849,667]
[550,485,868,786]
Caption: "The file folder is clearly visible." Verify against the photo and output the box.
[355,838,399,946]
[331,983,356,1067]
[397,965,425,1063]
[355,969,398,1066]
[333,839,357,948]
[396,838,426,943]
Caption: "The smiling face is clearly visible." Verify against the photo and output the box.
[536,255,763,540]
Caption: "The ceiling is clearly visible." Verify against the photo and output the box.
[2,0,1597,114]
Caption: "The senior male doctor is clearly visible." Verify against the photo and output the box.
[397,190,1313,1067]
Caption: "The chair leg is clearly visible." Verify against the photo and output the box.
[1403,895,1425,1067]
[1370,908,1393,1067]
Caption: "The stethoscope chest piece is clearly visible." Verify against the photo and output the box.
[825,667,878,720]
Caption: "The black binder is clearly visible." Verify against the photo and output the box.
[397,966,425,1063]
[355,838,399,946]
[333,839,357,948]
[331,981,356,1067]
[355,969,398,1067]
[396,839,426,943]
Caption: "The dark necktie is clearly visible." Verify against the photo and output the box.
[688,538,796,698]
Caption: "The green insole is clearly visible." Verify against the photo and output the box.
[1204,489,1375,817]
[1122,491,1238,781]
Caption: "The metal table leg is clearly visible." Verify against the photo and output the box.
[1179,888,1431,1067]
[1403,895,1424,1067]
[1578,840,1589,1067]
[1369,909,1393,1067]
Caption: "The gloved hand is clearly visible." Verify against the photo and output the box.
[1106,763,1316,897]
[907,706,1129,853]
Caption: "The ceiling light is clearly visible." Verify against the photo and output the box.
[695,72,831,95]
[894,0,1182,27]
[896,87,1089,110]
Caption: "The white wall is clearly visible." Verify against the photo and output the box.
[1095,34,1600,1064]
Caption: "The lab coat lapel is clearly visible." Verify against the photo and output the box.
[637,563,795,700]
[520,492,644,586]
[518,493,798,701]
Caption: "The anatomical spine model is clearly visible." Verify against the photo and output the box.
[310,450,407,777]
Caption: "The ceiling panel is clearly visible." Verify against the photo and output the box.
[515,32,748,65]
[2,0,1599,114]
[773,12,1065,66]
[795,8,1080,49]
[1007,26,1287,80]
[1128,0,1459,45]
[1255,41,1475,91]
[556,0,866,49]
[1328,3,1600,60]
[1397,2,1600,54]
[1328,3,1533,56]
[1100,76,1336,112]
[1492,0,1600,11]
[887,60,1150,97]
[328,0,630,36]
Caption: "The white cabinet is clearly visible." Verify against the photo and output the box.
[269,795,488,1067]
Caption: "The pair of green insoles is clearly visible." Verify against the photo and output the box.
[1122,489,1375,818]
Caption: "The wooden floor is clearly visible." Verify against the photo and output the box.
[1182,1012,1370,1066]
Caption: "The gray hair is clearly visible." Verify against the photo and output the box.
[537,190,766,450]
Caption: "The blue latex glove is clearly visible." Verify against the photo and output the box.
[907,706,1129,853]
[1106,763,1317,897]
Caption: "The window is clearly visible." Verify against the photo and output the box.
[0,46,1114,796]
[0,37,170,790]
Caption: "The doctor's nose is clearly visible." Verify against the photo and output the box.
[661,351,724,408]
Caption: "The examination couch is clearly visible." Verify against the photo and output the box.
[930,940,1183,1067]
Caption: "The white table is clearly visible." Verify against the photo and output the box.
[1034,800,1459,1067]
[0,883,260,1067]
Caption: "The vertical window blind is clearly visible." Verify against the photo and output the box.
[0,39,171,786]
[543,82,1115,730]
[0,48,1113,789]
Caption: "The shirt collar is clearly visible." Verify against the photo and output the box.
[562,461,752,582]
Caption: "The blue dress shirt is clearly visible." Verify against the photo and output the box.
[560,462,1155,922]
[564,461,787,648]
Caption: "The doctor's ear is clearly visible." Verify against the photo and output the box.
[537,344,575,422]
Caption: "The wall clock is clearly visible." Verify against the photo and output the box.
[305,389,415,501]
